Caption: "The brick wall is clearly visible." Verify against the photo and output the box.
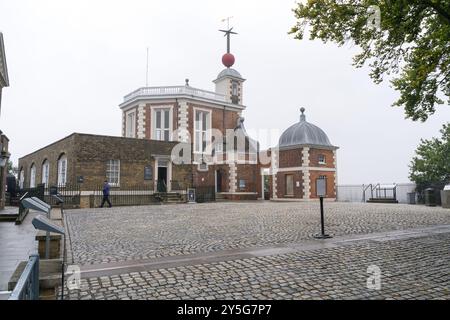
[279,148,303,168]
[309,148,335,168]
[18,133,178,190]
[276,171,303,198]
[18,134,77,188]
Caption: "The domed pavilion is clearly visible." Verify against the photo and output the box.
[271,108,339,200]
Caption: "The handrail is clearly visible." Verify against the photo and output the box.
[8,254,39,300]
[362,184,372,202]
[372,183,380,198]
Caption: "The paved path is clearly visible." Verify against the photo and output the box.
[62,202,450,300]
[67,226,450,300]
[0,210,38,292]
[65,202,450,265]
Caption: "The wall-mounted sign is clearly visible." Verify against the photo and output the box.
[187,188,196,203]
[144,166,153,180]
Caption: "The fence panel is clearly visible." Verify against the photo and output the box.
[195,186,216,203]
[43,184,81,207]
[93,184,157,207]
[337,183,416,204]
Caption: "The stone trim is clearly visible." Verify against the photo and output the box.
[333,149,338,196]
[271,149,279,199]
[137,103,146,139]
[177,101,189,142]
[302,147,310,166]
[302,170,310,199]
[228,162,237,193]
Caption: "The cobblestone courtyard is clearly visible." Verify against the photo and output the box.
[64,202,450,299]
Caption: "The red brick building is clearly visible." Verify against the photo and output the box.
[267,108,338,201]
[18,30,338,204]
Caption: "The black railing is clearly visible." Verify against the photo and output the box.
[93,183,156,207]
[43,184,81,207]
[195,186,216,203]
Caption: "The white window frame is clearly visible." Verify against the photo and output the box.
[232,81,238,96]
[318,154,326,164]
[193,107,212,154]
[125,110,136,138]
[42,160,49,186]
[151,106,173,141]
[57,155,67,186]
[106,160,120,186]
[30,164,36,188]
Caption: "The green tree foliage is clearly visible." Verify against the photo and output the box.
[409,123,450,190]
[290,0,450,121]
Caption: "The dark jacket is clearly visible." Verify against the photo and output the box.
[103,183,110,196]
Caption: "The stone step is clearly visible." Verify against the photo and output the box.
[367,198,399,204]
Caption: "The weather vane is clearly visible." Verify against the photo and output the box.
[221,16,233,29]
[219,16,237,54]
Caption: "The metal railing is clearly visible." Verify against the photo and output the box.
[195,186,216,203]
[8,254,40,300]
[93,184,156,207]
[123,86,229,103]
[44,184,81,207]
[362,183,397,202]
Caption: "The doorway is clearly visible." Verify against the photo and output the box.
[157,167,167,192]
[285,174,294,196]
[216,170,222,193]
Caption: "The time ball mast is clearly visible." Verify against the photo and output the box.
[219,27,237,68]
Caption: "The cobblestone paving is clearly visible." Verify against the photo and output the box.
[65,202,450,265]
[67,232,450,300]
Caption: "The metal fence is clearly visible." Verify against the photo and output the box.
[8,254,40,300]
[92,184,157,207]
[43,184,81,207]
[337,183,416,204]
[195,186,216,203]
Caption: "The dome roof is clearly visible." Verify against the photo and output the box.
[214,68,243,81]
[278,108,334,148]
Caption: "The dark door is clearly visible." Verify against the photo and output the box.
[216,170,222,193]
[157,167,167,192]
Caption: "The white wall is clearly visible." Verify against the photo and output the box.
[337,183,416,204]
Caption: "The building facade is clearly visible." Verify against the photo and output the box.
[18,30,338,206]
[0,32,10,210]
[269,108,338,201]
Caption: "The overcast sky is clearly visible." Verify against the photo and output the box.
[1,0,448,184]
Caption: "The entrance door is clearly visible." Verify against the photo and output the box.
[216,170,222,192]
[285,174,294,196]
[157,167,167,192]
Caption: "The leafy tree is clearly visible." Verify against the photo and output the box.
[290,0,450,122]
[409,123,450,191]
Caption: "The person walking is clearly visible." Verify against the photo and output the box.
[100,180,112,208]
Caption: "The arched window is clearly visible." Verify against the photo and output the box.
[30,163,36,188]
[19,168,25,189]
[57,154,67,186]
[42,159,50,186]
